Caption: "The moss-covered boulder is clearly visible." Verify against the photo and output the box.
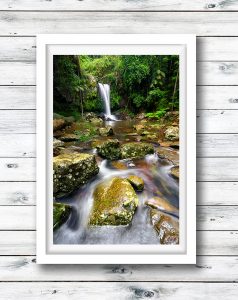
[89,177,139,226]
[121,142,154,159]
[60,133,80,142]
[150,209,179,244]
[53,153,99,197]
[90,117,103,126]
[53,118,67,132]
[170,166,179,180]
[99,126,114,136]
[93,139,121,160]
[53,202,71,230]
[145,197,178,215]
[127,175,144,191]
[164,126,179,141]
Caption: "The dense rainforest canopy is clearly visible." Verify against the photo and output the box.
[53,55,179,119]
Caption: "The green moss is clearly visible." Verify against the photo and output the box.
[121,142,154,159]
[89,177,139,226]
[127,175,144,191]
[53,203,71,230]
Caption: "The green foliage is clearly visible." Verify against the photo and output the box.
[146,109,168,120]
[53,54,179,115]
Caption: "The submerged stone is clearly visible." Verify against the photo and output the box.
[145,196,178,215]
[89,177,139,226]
[150,209,179,244]
[53,153,99,197]
[93,139,121,160]
[121,142,154,159]
[127,175,144,191]
[53,202,71,231]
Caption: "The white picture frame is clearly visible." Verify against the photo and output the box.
[37,34,196,264]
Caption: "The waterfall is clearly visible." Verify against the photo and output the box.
[98,83,117,121]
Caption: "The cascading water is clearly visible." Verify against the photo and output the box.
[98,83,117,121]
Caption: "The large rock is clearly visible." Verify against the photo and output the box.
[90,117,103,126]
[127,175,144,191]
[145,197,178,215]
[84,112,98,121]
[53,118,67,132]
[157,147,179,165]
[60,133,80,142]
[164,126,179,141]
[150,209,179,244]
[93,139,121,160]
[89,177,139,226]
[121,142,154,159]
[53,153,99,197]
[53,138,64,148]
[53,202,71,230]
[99,126,114,136]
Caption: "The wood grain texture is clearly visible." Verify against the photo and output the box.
[1,182,237,206]
[0,230,237,256]
[2,61,238,86]
[0,282,237,300]
[0,256,238,281]
[1,85,238,110]
[1,110,238,134]
[3,37,238,62]
[1,133,238,158]
[0,206,236,230]
[1,0,238,11]
[0,157,237,181]
[1,12,238,36]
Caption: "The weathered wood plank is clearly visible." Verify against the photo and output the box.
[1,12,238,36]
[0,134,35,157]
[1,133,238,158]
[0,111,35,133]
[0,182,35,205]
[196,86,238,109]
[0,86,35,109]
[1,86,238,110]
[0,158,35,181]
[1,110,238,134]
[0,256,237,281]
[2,61,238,86]
[1,0,238,11]
[1,182,237,206]
[0,206,237,230]
[3,37,238,62]
[0,157,237,181]
[0,282,237,300]
[0,230,237,256]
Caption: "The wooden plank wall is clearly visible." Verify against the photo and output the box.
[0,1,238,299]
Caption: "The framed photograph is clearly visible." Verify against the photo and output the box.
[37,34,196,264]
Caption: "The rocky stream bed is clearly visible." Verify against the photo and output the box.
[53,111,180,245]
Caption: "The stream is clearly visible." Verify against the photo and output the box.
[54,120,179,245]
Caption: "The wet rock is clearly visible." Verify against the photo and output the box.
[158,140,179,149]
[133,124,145,132]
[150,209,179,244]
[164,126,179,141]
[90,117,103,126]
[145,197,178,215]
[60,133,80,142]
[136,112,146,120]
[84,112,98,121]
[99,126,114,136]
[111,161,128,170]
[53,118,67,132]
[89,177,139,226]
[121,142,154,159]
[170,166,179,180]
[93,139,121,160]
[53,202,71,230]
[53,138,64,148]
[127,175,144,191]
[157,147,179,165]
[53,153,99,197]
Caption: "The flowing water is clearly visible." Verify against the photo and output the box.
[98,83,117,121]
[54,120,179,245]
